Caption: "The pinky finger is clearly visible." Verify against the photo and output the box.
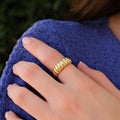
[5,111,22,120]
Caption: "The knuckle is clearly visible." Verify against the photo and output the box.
[54,88,81,113]
[13,87,27,107]
[57,92,81,113]
[56,90,78,111]
[75,78,96,97]
[73,74,96,96]
[95,70,105,76]
[95,70,108,79]
[56,91,70,109]
[42,48,61,65]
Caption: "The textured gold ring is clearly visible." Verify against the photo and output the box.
[53,57,72,77]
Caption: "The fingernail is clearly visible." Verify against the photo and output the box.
[12,63,18,73]
[22,37,33,45]
[7,84,13,91]
[78,61,89,68]
[7,83,18,92]
[12,61,24,73]
[5,111,9,119]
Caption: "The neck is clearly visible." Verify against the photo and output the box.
[108,12,120,41]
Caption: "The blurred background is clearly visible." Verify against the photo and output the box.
[0,0,72,77]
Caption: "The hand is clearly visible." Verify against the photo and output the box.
[5,37,120,120]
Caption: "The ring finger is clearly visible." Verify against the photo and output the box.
[22,37,93,86]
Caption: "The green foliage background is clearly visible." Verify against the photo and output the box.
[0,0,72,77]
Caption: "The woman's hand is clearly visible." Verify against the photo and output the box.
[5,37,120,120]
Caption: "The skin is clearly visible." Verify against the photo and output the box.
[5,12,120,120]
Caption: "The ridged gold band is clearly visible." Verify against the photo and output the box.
[53,57,72,77]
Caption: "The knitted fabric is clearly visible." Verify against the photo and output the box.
[0,16,120,119]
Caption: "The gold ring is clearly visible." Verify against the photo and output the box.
[53,57,72,77]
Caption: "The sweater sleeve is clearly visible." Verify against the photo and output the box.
[0,19,67,120]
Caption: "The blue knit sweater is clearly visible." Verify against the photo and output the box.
[0,16,120,119]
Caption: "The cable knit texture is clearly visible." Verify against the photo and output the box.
[0,16,120,119]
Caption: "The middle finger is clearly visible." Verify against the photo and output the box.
[13,61,62,101]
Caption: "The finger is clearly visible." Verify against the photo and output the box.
[5,111,22,120]
[13,61,62,100]
[77,61,120,99]
[7,83,51,119]
[22,37,91,85]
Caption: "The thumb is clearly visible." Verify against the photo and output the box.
[77,61,120,99]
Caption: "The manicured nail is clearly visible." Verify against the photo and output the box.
[7,84,13,91]
[5,111,9,119]
[22,37,33,45]
[12,61,24,73]
[12,63,18,73]
[78,61,89,68]
[7,83,18,91]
